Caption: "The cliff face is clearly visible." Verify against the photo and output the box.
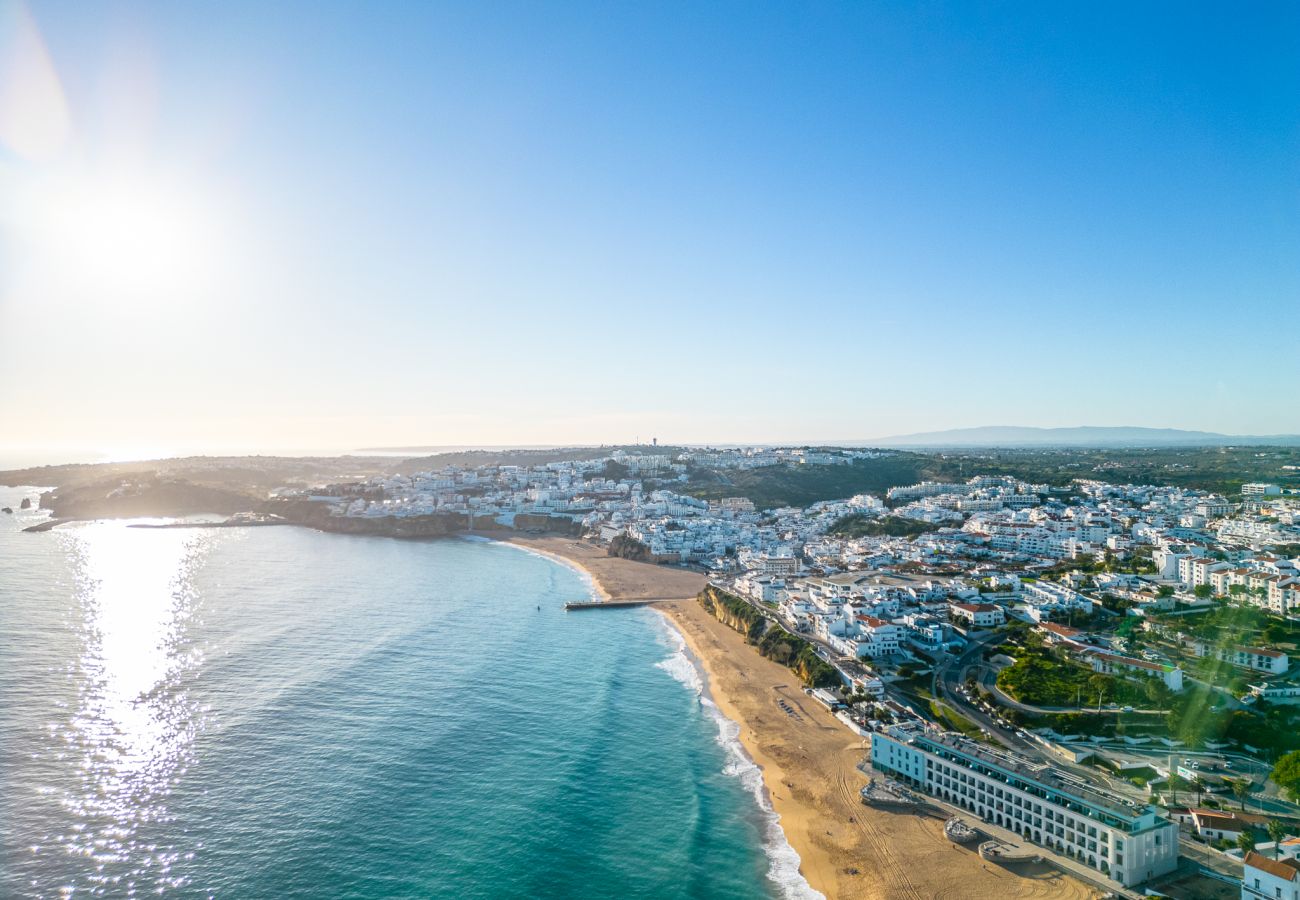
[697,585,840,688]
[698,585,768,642]
[512,513,582,535]
[607,533,652,561]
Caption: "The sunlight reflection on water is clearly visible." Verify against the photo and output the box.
[49,522,216,896]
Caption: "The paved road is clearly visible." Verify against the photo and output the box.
[1177,835,1244,880]
[930,631,1047,755]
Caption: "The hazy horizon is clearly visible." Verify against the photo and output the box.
[3,2,1298,456]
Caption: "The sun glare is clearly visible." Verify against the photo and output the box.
[96,443,178,463]
[13,168,220,307]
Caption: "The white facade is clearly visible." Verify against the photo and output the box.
[949,602,1005,628]
[1244,849,1300,900]
[1084,651,1184,692]
[1196,643,1290,675]
[872,727,1179,889]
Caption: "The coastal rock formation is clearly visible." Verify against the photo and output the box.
[19,497,31,509]
[40,480,255,519]
[697,585,840,688]
[1,507,11,514]
[607,533,652,561]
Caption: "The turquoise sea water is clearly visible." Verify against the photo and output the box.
[0,486,816,899]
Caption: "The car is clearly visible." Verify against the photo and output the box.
[1122,706,1134,712]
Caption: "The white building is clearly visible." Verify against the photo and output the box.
[949,601,1005,628]
[1153,546,1193,579]
[1178,556,1230,587]
[1023,581,1095,620]
[1083,651,1184,692]
[734,572,786,603]
[871,726,1179,888]
[1195,643,1290,675]
[1244,849,1300,900]
[826,612,903,658]
[757,553,799,576]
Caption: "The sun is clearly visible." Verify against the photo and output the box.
[12,166,220,308]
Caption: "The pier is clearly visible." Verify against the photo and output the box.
[564,598,668,610]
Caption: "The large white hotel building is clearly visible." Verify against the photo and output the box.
[871,725,1178,889]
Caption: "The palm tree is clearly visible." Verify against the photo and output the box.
[1268,819,1288,858]
[1232,778,1252,812]
[1238,830,1257,857]
[1167,774,1186,806]
[1193,777,1206,806]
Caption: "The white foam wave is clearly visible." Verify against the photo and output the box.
[652,615,825,900]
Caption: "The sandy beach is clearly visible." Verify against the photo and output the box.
[507,535,1099,900]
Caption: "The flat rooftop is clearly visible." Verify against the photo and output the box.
[907,729,1152,824]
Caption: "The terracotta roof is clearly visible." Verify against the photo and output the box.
[952,602,999,613]
[1039,622,1084,638]
[855,614,891,628]
[1237,645,1286,659]
[1192,811,1244,832]
[1245,851,1300,881]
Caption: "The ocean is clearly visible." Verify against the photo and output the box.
[0,485,818,899]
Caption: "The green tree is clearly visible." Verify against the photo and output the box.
[1157,585,1176,598]
[601,459,630,480]
[1271,751,1300,802]
[1087,674,1109,707]
[1167,774,1186,806]
[1238,830,1256,856]
[1144,678,1169,708]
[1232,778,1252,812]
[1268,819,1289,857]
[1194,584,1214,599]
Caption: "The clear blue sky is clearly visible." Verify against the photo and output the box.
[1,1,1297,457]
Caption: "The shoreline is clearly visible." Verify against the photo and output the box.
[486,537,612,602]
[503,535,1099,900]
[651,607,823,900]
[6,518,1106,898]
[496,534,821,898]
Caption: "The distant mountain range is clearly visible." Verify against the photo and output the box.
[871,426,1300,448]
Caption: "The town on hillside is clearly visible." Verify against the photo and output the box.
[274,445,1300,898]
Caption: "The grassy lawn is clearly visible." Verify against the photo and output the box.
[929,699,988,741]
[996,643,1160,708]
